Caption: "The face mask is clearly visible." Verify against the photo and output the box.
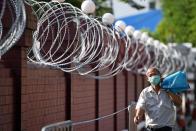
[148,75,161,86]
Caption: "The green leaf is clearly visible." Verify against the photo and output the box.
[153,0,196,46]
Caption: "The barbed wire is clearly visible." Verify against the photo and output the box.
[25,0,189,79]
[0,0,26,57]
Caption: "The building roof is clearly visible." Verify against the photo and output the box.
[118,9,163,32]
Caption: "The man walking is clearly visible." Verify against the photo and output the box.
[134,67,182,131]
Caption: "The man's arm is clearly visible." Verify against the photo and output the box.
[167,92,182,107]
[134,89,145,124]
[134,107,145,124]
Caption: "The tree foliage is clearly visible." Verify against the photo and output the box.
[153,0,196,46]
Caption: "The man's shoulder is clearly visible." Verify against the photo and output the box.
[137,86,151,99]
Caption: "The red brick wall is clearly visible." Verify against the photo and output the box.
[136,75,144,99]
[144,77,150,88]
[127,73,137,131]
[71,74,96,131]
[127,73,136,101]
[99,78,114,131]
[116,73,126,131]
[0,68,14,131]
[21,68,66,131]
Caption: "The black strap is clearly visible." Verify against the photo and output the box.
[146,126,172,131]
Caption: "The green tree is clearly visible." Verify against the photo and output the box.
[153,0,196,46]
[95,0,113,16]
[188,0,196,46]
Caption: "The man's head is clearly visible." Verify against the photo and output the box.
[146,67,161,77]
[146,67,161,86]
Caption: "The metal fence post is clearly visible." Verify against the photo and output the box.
[128,102,136,131]
[128,105,131,131]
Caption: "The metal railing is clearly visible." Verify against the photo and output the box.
[128,102,137,131]
[41,120,73,131]
[41,102,136,131]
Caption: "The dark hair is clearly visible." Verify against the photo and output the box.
[147,67,161,75]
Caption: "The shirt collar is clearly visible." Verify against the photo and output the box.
[148,86,164,94]
[148,86,154,92]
